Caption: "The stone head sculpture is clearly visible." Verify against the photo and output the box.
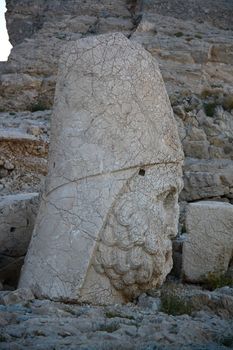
[19,33,183,304]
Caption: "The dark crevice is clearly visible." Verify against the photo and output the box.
[126,0,143,38]
[138,168,145,176]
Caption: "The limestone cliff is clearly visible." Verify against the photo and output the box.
[2,0,233,112]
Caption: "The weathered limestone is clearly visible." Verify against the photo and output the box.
[0,288,34,306]
[19,33,183,304]
[180,159,233,202]
[0,193,39,257]
[183,201,233,282]
[0,193,39,288]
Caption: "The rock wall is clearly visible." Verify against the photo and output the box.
[141,0,233,30]
[1,0,134,111]
[2,0,233,111]
[6,0,132,46]
[1,0,232,200]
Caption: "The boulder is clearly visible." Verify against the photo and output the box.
[137,293,161,311]
[0,288,34,305]
[0,193,39,257]
[0,193,39,288]
[183,201,233,282]
[19,33,183,304]
[180,159,233,201]
[161,282,233,318]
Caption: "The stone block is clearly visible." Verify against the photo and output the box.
[183,141,210,159]
[183,201,233,282]
[0,193,39,257]
[180,159,233,201]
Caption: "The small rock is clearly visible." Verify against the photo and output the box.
[215,286,233,297]
[173,105,186,119]
[183,140,210,159]
[58,330,72,337]
[4,161,15,170]
[0,288,34,305]
[0,168,8,178]
[7,326,25,338]
[137,293,161,312]
[27,125,41,136]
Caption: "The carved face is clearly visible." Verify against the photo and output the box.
[94,163,183,299]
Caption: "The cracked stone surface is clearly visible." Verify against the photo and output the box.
[1,0,233,207]
[0,285,233,350]
[0,193,39,258]
[183,201,233,282]
[19,33,183,304]
[0,193,39,289]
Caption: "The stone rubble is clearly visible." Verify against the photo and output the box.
[0,284,233,350]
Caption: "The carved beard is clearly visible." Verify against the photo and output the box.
[93,185,177,300]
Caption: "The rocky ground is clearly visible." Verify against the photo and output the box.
[0,283,233,350]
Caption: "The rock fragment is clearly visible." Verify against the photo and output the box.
[0,193,39,257]
[0,288,34,305]
[0,193,39,288]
